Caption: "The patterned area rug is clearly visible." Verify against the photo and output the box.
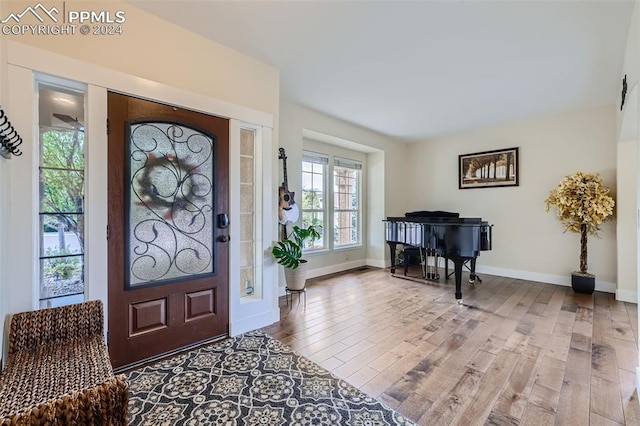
[127,330,416,425]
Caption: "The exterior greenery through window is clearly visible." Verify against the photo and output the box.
[301,152,362,251]
[38,84,86,309]
[301,153,327,249]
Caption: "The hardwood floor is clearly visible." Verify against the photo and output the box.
[261,266,640,425]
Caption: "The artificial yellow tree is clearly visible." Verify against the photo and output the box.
[545,171,614,291]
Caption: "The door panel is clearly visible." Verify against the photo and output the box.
[107,92,229,368]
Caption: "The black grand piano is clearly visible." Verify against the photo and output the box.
[383,211,492,303]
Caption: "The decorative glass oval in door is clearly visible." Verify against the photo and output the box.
[126,121,215,287]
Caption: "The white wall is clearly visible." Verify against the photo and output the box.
[278,102,408,287]
[618,135,638,301]
[367,151,386,266]
[617,0,639,142]
[4,1,279,120]
[616,1,639,304]
[0,8,7,363]
[616,0,640,393]
[407,106,618,291]
[616,1,639,305]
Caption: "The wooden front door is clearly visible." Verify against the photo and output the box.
[107,92,230,368]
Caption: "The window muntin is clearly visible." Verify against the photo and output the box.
[301,151,363,252]
[333,158,361,247]
[38,84,86,309]
[301,153,327,249]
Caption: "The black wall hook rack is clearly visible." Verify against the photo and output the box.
[0,106,23,158]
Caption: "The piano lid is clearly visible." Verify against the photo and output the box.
[405,210,459,219]
[384,216,485,224]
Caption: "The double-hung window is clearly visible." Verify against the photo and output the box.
[301,151,362,251]
[301,152,327,249]
[333,157,361,247]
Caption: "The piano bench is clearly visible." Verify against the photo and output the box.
[402,246,422,276]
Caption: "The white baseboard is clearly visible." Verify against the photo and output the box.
[366,258,387,269]
[475,265,617,294]
[393,257,620,295]
[307,259,367,279]
[277,259,369,297]
[230,308,280,337]
[278,259,626,300]
[637,367,640,399]
[616,289,638,304]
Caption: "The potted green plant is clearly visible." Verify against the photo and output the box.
[544,171,615,294]
[272,225,321,290]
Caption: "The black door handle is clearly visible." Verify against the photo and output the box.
[217,235,230,243]
[217,213,229,229]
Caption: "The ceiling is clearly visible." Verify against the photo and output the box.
[130,0,634,142]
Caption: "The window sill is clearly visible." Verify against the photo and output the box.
[334,244,362,251]
[302,244,363,257]
[303,248,330,257]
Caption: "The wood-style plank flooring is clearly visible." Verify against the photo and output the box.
[261,266,640,425]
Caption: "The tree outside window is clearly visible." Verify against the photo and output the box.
[301,156,326,249]
[38,85,85,308]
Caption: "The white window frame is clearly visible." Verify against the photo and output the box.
[300,151,328,251]
[301,151,363,254]
[35,75,87,309]
[333,156,362,248]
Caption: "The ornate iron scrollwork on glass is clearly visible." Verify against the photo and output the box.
[127,122,215,287]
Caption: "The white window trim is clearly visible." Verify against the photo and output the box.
[301,150,364,254]
[35,76,88,309]
[301,151,328,251]
[333,159,362,248]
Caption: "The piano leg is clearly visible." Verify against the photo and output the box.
[469,258,476,284]
[388,242,397,274]
[453,259,463,304]
[469,258,482,284]
[445,256,449,280]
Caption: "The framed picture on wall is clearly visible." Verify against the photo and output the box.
[458,147,519,189]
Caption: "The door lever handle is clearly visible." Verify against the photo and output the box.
[217,235,230,243]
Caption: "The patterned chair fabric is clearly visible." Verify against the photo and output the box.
[0,300,129,425]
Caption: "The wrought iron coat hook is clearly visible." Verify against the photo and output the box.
[0,106,23,157]
[621,74,628,111]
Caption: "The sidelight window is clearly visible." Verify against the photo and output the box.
[37,82,86,309]
[240,128,256,296]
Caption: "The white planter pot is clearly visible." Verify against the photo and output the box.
[284,260,308,290]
